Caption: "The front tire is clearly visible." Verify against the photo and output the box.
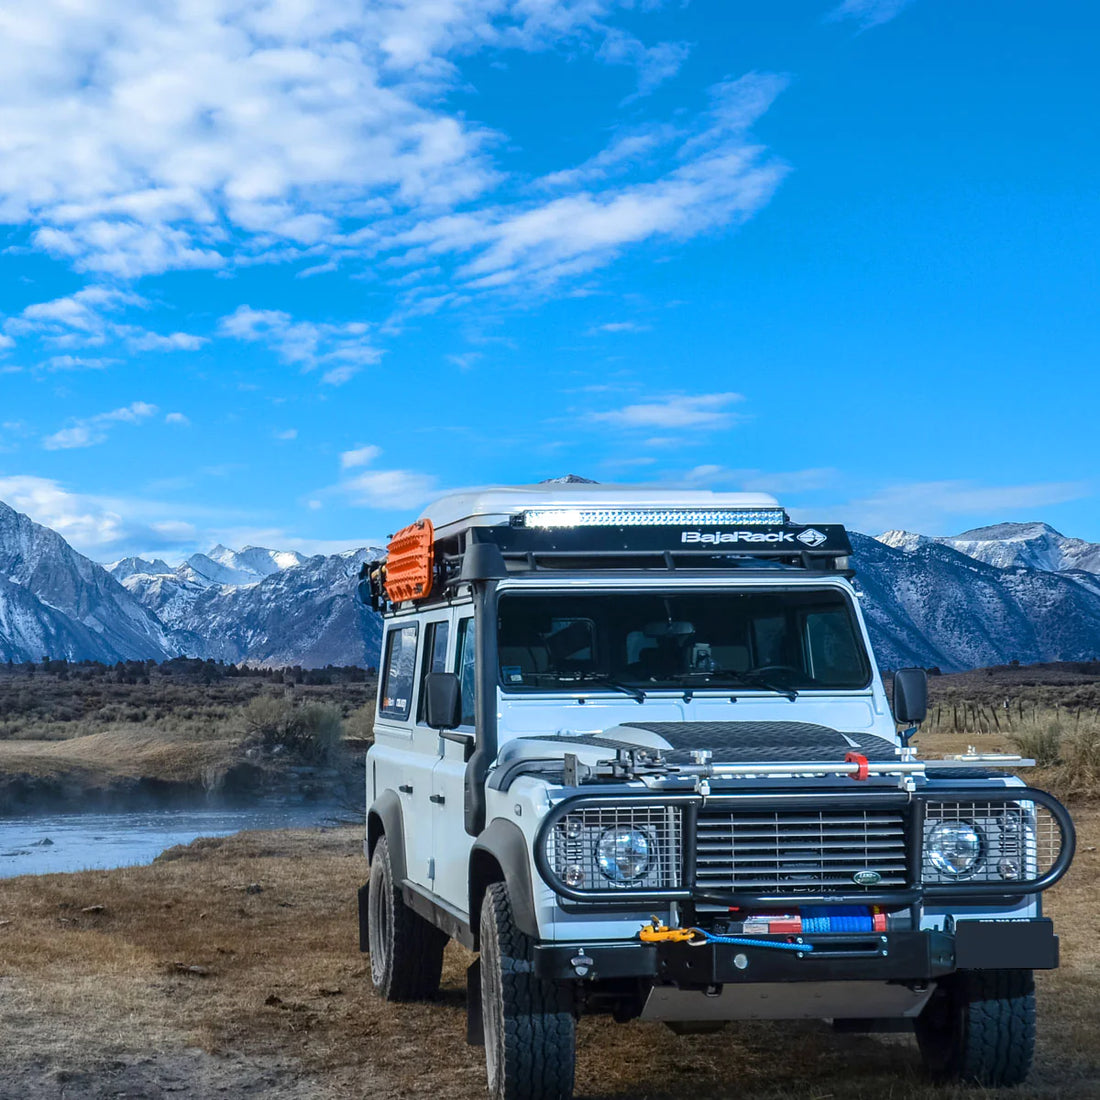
[480,882,575,1100]
[367,836,448,1001]
[915,969,1036,1087]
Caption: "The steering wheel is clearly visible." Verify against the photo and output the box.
[745,664,801,679]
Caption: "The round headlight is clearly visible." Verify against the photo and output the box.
[927,821,983,876]
[596,827,651,882]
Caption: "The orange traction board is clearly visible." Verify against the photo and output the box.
[385,519,435,603]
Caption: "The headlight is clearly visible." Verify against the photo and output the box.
[596,827,651,882]
[926,820,983,876]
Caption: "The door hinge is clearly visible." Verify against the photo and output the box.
[429,793,446,805]
[427,858,436,880]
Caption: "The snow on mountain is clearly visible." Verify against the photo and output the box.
[855,530,1100,671]
[0,501,178,663]
[876,523,1100,576]
[106,541,384,667]
[169,548,383,668]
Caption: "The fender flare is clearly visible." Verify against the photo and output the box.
[366,789,407,885]
[469,817,539,945]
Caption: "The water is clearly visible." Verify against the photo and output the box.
[0,803,349,878]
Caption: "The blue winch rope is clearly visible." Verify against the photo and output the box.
[801,905,874,934]
[691,929,813,953]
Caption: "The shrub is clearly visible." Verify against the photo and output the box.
[241,695,343,763]
[1009,720,1063,767]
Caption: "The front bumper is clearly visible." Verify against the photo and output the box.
[533,918,1058,984]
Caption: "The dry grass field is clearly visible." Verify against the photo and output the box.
[0,804,1096,1099]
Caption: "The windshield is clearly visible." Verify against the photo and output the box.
[497,588,870,692]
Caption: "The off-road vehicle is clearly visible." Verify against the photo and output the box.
[357,485,1074,1099]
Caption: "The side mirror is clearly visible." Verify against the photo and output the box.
[424,671,462,730]
[893,667,928,726]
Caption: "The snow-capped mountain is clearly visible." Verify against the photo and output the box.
[0,501,178,663]
[4,493,1100,673]
[854,532,1100,671]
[105,542,384,666]
[878,522,1100,576]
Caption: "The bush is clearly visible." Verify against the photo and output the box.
[1009,720,1063,767]
[241,695,344,763]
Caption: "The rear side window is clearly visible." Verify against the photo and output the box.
[417,621,450,722]
[379,624,418,720]
[457,618,477,727]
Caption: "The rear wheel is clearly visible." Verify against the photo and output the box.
[915,969,1035,1087]
[367,836,448,1001]
[480,882,575,1100]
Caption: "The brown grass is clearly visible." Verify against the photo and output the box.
[0,817,1096,1099]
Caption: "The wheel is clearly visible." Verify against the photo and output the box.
[915,969,1036,1087]
[367,836,448,1001]
[480,882,575,1100]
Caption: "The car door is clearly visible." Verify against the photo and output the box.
[430,611,478,913]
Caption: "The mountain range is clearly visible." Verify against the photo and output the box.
[1,499,1099,672]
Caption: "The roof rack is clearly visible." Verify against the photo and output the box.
[358,485,853,613]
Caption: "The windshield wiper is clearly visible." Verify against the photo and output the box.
[735,672,799,701]
[576,675,647,703]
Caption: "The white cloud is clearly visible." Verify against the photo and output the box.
[165,412,190,426]
[389,73,788,291]
[0,473,238,556]
[340,468,438,509]
[341,445,383,469]
[42,401,158,450]
[591,321,649,333]
[275,428,299,441]
[827,0,915,29]
[0,0,685,279]
[219,305,380,384]
[6,286,205,355]
[592,392,745,430]
[0,333,14,351]
[826,480,1092,536]
[680,466,838,493]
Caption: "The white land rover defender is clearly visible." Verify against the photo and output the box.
[356,485,1075,1100]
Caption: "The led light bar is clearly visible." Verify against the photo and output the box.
[522,507,788,528]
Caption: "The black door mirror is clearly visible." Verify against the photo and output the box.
[893,667,928,726]
[424,671,462,730]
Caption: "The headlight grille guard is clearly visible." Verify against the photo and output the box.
[533,788,1075,906]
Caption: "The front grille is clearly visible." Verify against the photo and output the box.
[695,806,910,894]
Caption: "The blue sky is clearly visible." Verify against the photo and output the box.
[1,0,1097,561]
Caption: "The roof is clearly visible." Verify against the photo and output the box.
[421,484,781,537]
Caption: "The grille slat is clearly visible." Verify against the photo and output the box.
[694,805,910,895]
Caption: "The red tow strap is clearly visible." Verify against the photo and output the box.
[845,751,870,781]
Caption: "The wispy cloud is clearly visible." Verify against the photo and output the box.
[219,306,380,384]
[5,286,205,354]
[341,445,383,470]
[0,0,695,280]
[826,0,916,29]
[42,401,158,450]
[681,466,839,493]
[827,479,1092,535]
[592,392,745,431]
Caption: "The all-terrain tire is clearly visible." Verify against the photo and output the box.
[367,836,448,1001]
[480,882,575,1100]
[915,968,1036,1087]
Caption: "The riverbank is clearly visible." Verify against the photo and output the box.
[0,815,1097,1100]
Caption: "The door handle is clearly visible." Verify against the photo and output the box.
[429,794,446,805]
[398,784,413,794]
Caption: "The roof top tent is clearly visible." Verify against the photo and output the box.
[360,484,854,614]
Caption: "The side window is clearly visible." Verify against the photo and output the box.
[417,620,450,722]
[457,617,477,727]
[379,623,418,720]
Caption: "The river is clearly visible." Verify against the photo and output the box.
[0,803,351,878]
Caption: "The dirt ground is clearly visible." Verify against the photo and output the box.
[0,791,1097,1100]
